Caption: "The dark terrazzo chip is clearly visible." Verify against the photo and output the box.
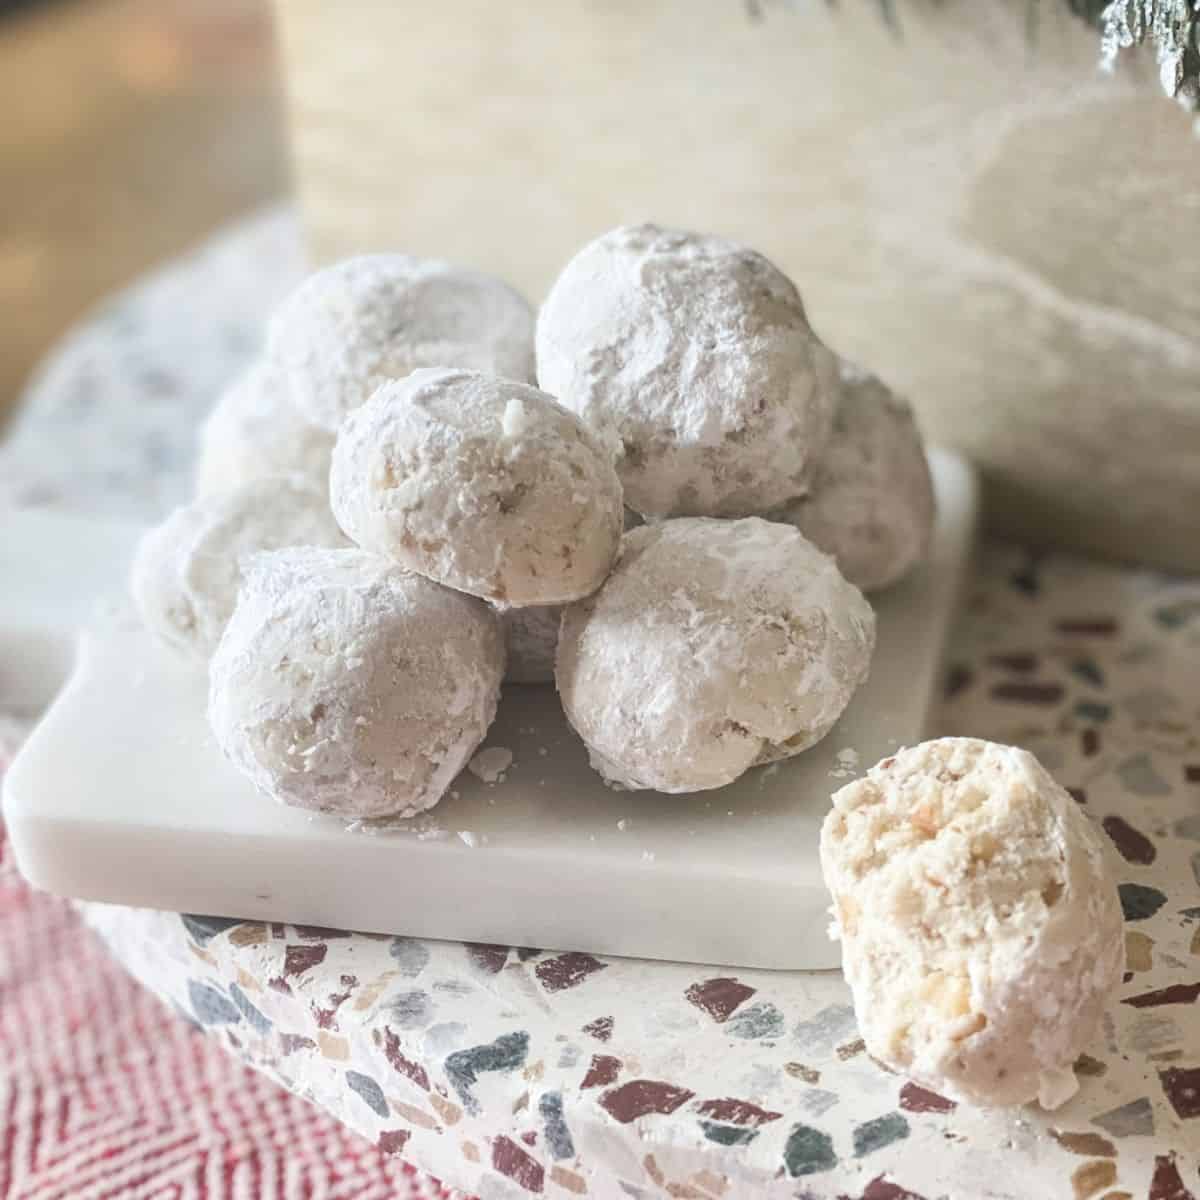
[898,1082,955,1114]
[1103,815,1158,864]
[378,1129,411,1156]
[684,977,756,1023]
[581,1054,621,1090]
[1091,1096,1154,1138]
[853,1113,910,1156]
[1123,982,1200,1008]
[292,924,351,940]
[943,663,973,699]
[228,984,271,1035]
[181,914,244,946]
[990,681,1064,705]
[445,1030,529,1113]
[515,946,542,961]
[382,1028,431,1091]
[725,1001,785,1040]
[582,1016,613,1042]
[535,952,607,992]
[389,937,431,978]
[345,1070,389,1118]
[1120,883,1169,922]
[1082,728,1100,757]
[782,1122,836,1177]
[699,1121,757,1147]
[1074,700,1112,722]
[539,1091,575,1160]
[465,943,509,974]
[1069,657,1105,687]
[598,1080,694,1124]
[1056,617,1118,636]
[1149,1153,1197,1200]
[1159,1065,1200,1119]
[492,1135,544,1193]
[695,1097,782,1126]
[283,944,327,978]
[1009,562,1040,595]
[852,1179,929,1200]
[187,980,241,1025]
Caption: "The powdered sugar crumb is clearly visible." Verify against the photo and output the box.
[469,746,514,784]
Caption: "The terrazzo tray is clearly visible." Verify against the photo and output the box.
[2,448,977,970]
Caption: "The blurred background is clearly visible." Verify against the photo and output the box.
[2,0,1198,569]
[0,0,285,429]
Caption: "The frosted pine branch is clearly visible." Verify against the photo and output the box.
[1098,1,1200,108]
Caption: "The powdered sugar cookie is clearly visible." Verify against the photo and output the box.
[195,361,334,497]
[208,547,504,819]
[820,738,1124,1109]
[267,255,535,432]
[331,368,624,605]
[536,224,838,518]
[770,362,934,592]
[131,475,348,660]
[557,518,875,792]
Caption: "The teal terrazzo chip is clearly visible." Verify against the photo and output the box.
[782,1123,836,1177]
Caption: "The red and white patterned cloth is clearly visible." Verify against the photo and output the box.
[0,729,461,1200]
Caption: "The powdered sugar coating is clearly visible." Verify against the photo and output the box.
[770,362,935,592]
[820,738,1124,1109]
[194,361,335,497]
[267,255,536,432]
[557,518,875,792]
[331,368,624,605]
[208,547,504,818]
[536,224,838,518]
[130,475,348,660]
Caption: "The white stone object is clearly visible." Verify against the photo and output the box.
[3,450,973,969]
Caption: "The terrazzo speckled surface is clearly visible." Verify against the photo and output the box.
[1,210,1198,1198]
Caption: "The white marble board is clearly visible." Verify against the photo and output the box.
[2,449,977,970]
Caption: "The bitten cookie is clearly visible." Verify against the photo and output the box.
[330,368,624,605]
[557,518,875,792]
[195,361,335,497]
[131,475,348,660]
[769,361,935,592]
[267,254,536,431]
[208,547,504,818]
[536,223,838,518]
[820,738,1124,1109]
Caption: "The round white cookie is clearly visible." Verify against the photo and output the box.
[820,738,1124,1110]
[131,475,348,660]
[536,223,838,519]
[208,547,504,819]
[331,368,624,606]
[557,518,875,792]
[770,362,935,592]
[267,254,536,432]
[195,361,335,497]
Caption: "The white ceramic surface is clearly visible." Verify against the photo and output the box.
[3,451,976,970]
